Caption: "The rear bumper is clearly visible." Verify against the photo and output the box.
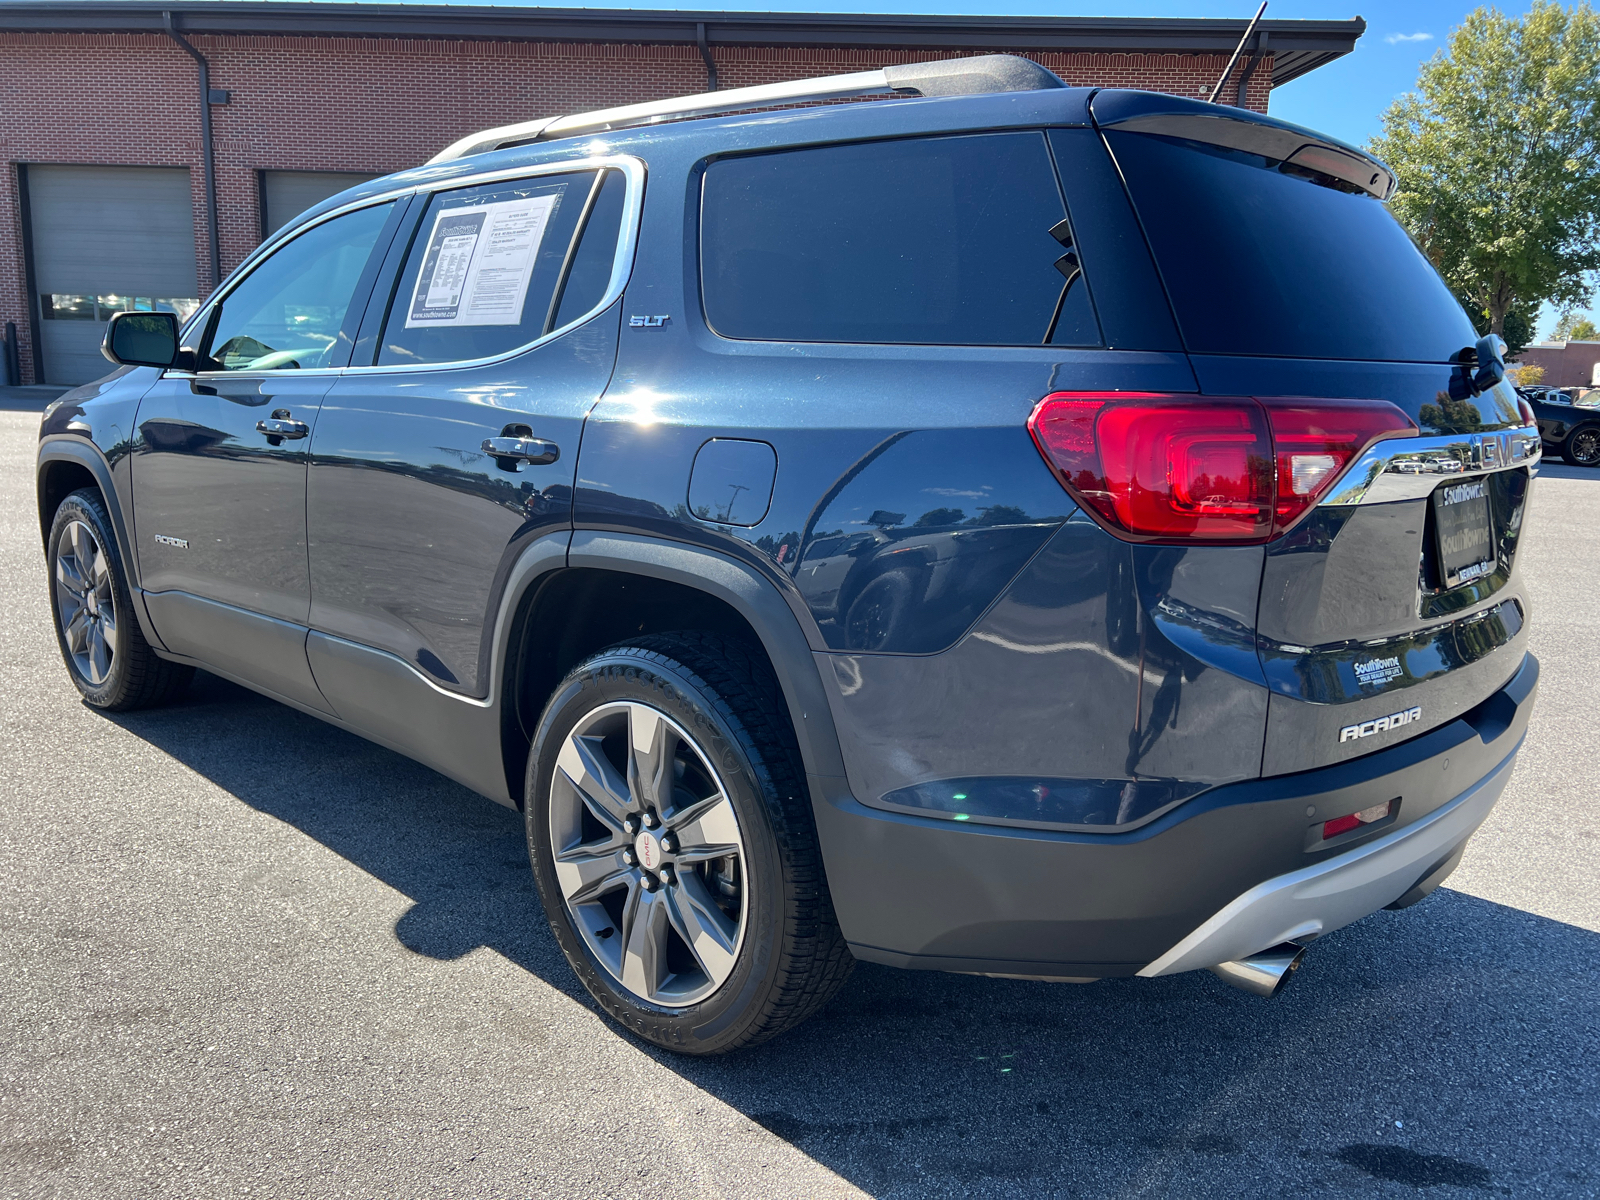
[814,653,1536,978]
[1137,748,1512,976]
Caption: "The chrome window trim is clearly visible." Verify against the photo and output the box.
[1319,423,1542,507]
[174,155,645,380]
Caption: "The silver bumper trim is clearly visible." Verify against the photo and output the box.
[1138,748,1518,978]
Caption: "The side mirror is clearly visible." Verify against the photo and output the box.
[102,310,179,369]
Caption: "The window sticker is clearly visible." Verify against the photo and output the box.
[405,193,558,328]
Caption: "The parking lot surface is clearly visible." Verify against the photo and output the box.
[3,408,1598,1199]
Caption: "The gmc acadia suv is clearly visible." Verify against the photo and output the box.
[38,57,1541,1053]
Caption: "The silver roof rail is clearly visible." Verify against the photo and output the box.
[427,54,1065,165]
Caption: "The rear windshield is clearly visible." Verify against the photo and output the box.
[1105,131,1477,363]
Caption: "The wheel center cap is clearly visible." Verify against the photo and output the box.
[86,593,97,615]
[634,830,663,871]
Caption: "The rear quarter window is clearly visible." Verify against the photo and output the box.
[1105,131,1477,363]
[700,132,1100,347]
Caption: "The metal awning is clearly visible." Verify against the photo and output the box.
[0,3,1364,88]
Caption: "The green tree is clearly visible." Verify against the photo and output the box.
[1460,295,1535,356]
[1372,3,1600,336]
[1553,310,1600,340]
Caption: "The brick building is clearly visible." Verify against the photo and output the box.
[1517,340,1600,390]
[0,1,1364,384]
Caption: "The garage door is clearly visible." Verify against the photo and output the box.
[261,170,380,237]
[26,165,199,386]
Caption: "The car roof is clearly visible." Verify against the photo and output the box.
[273,85,1098,242]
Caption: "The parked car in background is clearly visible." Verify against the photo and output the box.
[37,56,1541,1053]
[1517,386,1574,405]
[1525,387,1600,466]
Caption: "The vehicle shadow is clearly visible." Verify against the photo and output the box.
[106,672,1600,1199]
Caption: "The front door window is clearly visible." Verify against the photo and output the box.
[204,202,395,372]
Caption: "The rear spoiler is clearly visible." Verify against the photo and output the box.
[1090,91,1394,200]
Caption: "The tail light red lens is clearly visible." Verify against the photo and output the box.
[1321,799,1394,840]
[1028,392,1416,544]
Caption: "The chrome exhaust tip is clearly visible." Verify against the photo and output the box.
[1207,942,1306,998]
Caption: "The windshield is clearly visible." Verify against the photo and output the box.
[1104,131,1478,363]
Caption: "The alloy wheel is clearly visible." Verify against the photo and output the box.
[549,700,748,1007]
[54,519,116,686]
[1571,427,1600,466]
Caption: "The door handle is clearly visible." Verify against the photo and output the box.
[482,436,560,467]
[256,416,309,443]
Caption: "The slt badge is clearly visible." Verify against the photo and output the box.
[628,314,670,328]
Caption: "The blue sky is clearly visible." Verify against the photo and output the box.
[534,0,1513,146]
[535,0,1582,337]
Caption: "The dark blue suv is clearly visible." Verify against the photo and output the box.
[38,57,1541,1053]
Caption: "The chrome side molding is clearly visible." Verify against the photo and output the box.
[1320,423,1541,507]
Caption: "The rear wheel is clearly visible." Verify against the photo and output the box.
[526,632,852,1053]
[1562,423,1600,467]
[47,489,192,710]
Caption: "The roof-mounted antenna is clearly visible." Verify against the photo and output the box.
[1208,1,1268,105]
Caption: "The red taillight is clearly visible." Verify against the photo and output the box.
[1028,392,1416,543]
[1518,398,1537,426]
[1321,799,1394,840]
[1265,399,1420,528]
[1090,398,1273,541]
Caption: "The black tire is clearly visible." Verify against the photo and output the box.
[46,488,193,710]
[1561,423,1600,467]
[525,632,853,1054]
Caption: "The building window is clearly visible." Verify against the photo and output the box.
[42,294,200,322]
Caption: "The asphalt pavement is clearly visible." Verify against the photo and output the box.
[3,407,1597,1199]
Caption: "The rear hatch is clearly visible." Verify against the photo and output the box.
[1092,92,1536,776]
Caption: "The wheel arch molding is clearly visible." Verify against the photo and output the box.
[38,437,123,558]
[510,531,849,798]
[37,437,167,653]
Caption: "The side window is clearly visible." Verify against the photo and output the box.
[551,171,628,331]
[377,169,620,367]
[701,132,1101,347]
[204,201,394,372]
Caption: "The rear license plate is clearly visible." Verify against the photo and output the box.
[1432,478,1496,587]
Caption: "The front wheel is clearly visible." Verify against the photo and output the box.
[47,488,192,710]
[1562,423,1600,467]
[526,633,852,1053]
